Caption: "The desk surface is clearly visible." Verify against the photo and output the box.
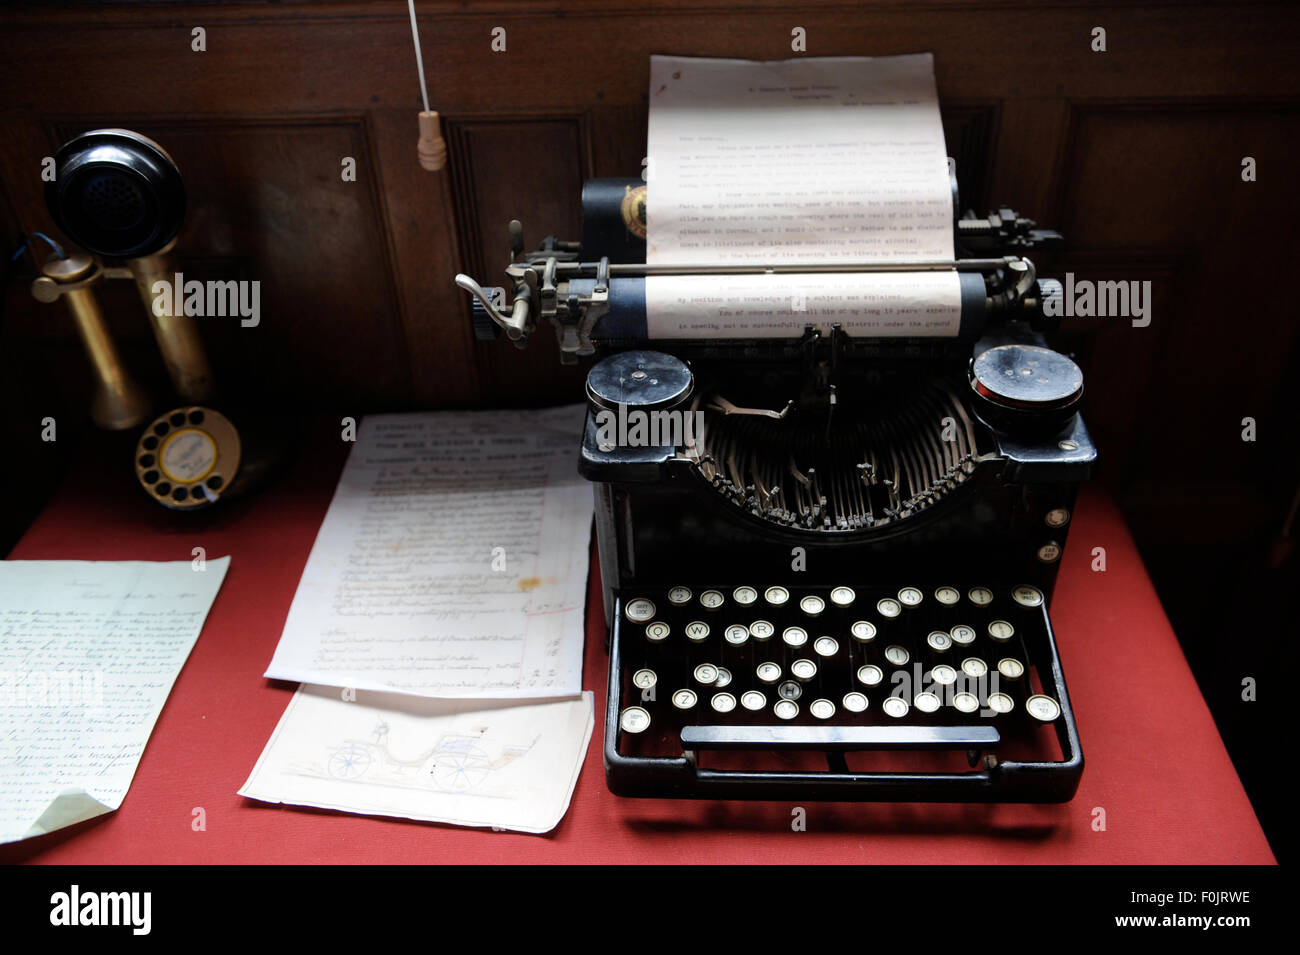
[2,428,1275,864]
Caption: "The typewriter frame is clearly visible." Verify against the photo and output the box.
[590,400,1092,802]
[456,170,1095,803]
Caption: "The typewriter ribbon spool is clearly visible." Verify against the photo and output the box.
[585,350,693,413]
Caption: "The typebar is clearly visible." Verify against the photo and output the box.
[681,724,999,750]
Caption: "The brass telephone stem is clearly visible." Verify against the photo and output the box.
[35,255,151,431]
[127,241,216,403]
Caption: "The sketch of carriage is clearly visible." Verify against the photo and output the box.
[326,722,538,792]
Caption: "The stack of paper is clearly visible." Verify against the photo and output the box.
[242,406,595,834]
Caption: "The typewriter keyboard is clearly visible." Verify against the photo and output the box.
[613,584,1069,760]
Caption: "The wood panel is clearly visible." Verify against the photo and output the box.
[1050,101,1300,489]
[45,115,413,404]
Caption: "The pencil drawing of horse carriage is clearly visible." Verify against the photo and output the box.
[326,722,538,792]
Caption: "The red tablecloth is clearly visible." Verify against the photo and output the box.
[2,428,1275,864]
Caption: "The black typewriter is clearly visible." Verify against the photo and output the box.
[456,172,1095,802]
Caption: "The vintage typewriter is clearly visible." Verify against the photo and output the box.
[456,170,1095,802]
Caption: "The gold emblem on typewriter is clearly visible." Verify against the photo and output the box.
[620,184,648,238]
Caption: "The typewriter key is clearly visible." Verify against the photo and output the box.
[645,621,671,643]
[711,692,737,714]
[969,587,994,607]
[693,663,719,685]
[741,690,767,711]
[857,664,884,687]
[884,645,910,667]
[1026,694,1062,722]
[926,631,953,652]
[813,636,840,658]
[851,620,878,642]
[1012,585,1044,608]
[625,598,656,622]
[790,659,818,681]
[876,598,902,618]
[882,696,910,719]
[750,620,775,641]
[632,669,657,691]
[685,621,710,642]
[952,692,980,714]
[1036,543,1062,564]
[672,689,698,710]
[620,707,651,734]
[756,662,782,684]
[961,657,988,678]
[667,586,693,606]
[764,586,791,607]
[914,691,941,714]
[988,620,1015,642]
[935,586,961,606]
[733,586,758,607]
[774,699,799,720]
[842,692,869,713]
[898,587,924,608]
[930,664,958,686]
[782,626,809,648]
[988,692,1015,715]
[714,667,732,689]
[950,625,977,646]
[799,595,826,616]
[997,658,1025,681]
[1045,508,1071,528]
[700,590,725,610]
[810,699,836,720]
[724,624,750,646]
[830,586,856,607]
[778,680,802,701]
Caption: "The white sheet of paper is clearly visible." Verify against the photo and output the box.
[0,557,230,843]
[264,405,593,700]
[645,271,962,339]
[240,686,594,834]
[644,54,959,338]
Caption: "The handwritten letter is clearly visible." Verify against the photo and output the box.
[0,558,230,843]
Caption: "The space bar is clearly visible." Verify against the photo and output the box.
[680,724,1000,750]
